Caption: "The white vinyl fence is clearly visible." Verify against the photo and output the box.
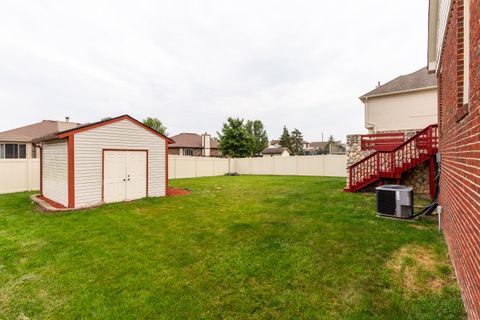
[233,155,347,177]
[169,155,347,180]
[0,155,347,194]
[168,156,231,179]
[0,159,40,194]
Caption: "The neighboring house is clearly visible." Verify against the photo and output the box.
[271,140,315,154]
[35,115,173,209]
[428,0,479,317]
[360,68,438,133]
[310,141,346,155]
[261,147,291,157]
[302,141,316,154]
[169,133,221,157]
[270,139,344,155]
[0,118,79,159]
[269,140,281,148]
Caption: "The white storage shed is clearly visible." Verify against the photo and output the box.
[36,115,173,209]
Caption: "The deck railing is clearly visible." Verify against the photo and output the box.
[347,125,438,192]
[361,132,405,151]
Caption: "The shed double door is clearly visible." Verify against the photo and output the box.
[104,150,147,203]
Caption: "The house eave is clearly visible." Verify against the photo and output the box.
[359,86,438,102]
[427,0,440,72]
[0,139,34,143]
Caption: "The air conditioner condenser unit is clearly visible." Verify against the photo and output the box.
[376,185,414,219]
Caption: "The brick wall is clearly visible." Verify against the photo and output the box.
[437,0,480,318]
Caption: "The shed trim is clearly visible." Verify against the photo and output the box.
[68,135,75,208]
[39,146,43,195]
[165,142,169,192]
[57,115,174,143]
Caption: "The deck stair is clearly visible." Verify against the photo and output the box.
[345,125,438,194]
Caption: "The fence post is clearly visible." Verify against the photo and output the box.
[195,157,198,177]
[27,159,32,191]
[323,155,326,176]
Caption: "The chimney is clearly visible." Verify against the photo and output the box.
[57,117,77,132]
[377,81,381,88]
[201,132,211,157]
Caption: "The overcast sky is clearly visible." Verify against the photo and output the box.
[0,0,428,142]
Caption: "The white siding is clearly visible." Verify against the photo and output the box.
[365,89,438,132]
[74,119,166,207]
[43,140,68,206]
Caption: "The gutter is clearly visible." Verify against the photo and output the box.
[359,86,438,102]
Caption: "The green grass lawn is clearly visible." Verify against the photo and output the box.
[0,176,465,319]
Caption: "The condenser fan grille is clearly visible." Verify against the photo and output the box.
[376,189,396,215]
[376,185,414,219]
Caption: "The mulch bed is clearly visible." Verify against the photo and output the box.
[167,188,192,197]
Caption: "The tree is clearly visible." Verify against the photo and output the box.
[290,128,304,155]
[245,120,269,156]
[143,117,167,135]
[279,126,292,152]
[324,135,336,154]
[218,118,255,158]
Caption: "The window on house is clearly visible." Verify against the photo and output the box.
[5,144,17,158]
[19,144,26,158]
[184,148,194,156]
[0,144,27,159]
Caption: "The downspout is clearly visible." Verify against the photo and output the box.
[34,143,43,195]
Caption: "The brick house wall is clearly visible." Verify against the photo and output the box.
[437,0,480,317]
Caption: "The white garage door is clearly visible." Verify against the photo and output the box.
[104,150,147,203]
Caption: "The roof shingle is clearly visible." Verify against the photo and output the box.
[169,133,219,149]
[360,67,437,101]
[0,120,80,143]
[262,147,289,155]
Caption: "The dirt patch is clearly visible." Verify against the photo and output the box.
[167,188,192,197]
[408,224,429,230]
[386,245,454,295]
